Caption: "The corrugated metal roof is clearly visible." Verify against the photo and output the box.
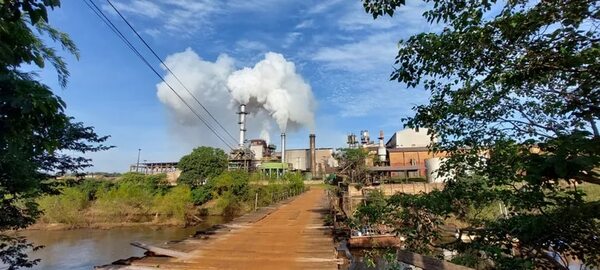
[368,165,419,171]
[387,147,430,152]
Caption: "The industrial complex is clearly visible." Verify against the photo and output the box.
[130,104,447,183]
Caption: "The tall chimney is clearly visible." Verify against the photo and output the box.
[281,133,286,163]
[378,130,386,162]
[309,134,316,176]
[238,104,247,148]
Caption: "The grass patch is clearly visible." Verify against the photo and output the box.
[579,183,600,202]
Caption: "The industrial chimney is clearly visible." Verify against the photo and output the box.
[378,130,386,162]
[281,133,286,163]
[238,104,247,148]
[309,134,316,177]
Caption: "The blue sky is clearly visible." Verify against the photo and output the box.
[37,0,435,172]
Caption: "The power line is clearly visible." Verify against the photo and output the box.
[105,0,238,145]
[84,0,235,150]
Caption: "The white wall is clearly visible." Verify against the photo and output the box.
[389,128,433,148]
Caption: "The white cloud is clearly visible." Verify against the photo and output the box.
[327,76,427,118]
[295,19,314,29]
[235,39,267,52]
[306,0,343,14]
[227,0,284,11]
[282,32,302,48]
[311,33,397,72]
[108,0,163,18]
[104,0,287,37]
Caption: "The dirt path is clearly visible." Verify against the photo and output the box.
[126,188,336,270]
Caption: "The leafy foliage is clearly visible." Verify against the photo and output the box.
[1,0,109,268]
[335,148,370,184]
[362,0,600,268]
[37,174,195,225]
[37,187,89,226]
[177,146,228,187]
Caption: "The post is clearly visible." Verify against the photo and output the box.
[254,192,258,211]
[136,148,141,172]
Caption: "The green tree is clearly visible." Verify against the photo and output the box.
[1,1,109,268]
[362,0,599,268]
[335,148,370,184]
[178,146,228,187]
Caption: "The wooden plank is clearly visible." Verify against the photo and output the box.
[95,265,159,270]
[130,242,190,259]
[397,250,474,270]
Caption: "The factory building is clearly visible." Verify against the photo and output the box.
[385,128,433,148]
[348,128,447,182]
[384,128,444,178]
[282,148,338,177]
[129,162,180,184]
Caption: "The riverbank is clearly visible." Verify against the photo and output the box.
[26,218,228,231]
[32,172,306,230]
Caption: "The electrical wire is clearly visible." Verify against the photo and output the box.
[84,0,235,150]
[105,0,238,145]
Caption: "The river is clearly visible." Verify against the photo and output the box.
[15,217,225,270]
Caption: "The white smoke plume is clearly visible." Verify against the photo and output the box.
[227,52,315,132]
[156,48,315,148]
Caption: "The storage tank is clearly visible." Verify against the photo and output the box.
[377,130,386,162]
[425,158,442,183]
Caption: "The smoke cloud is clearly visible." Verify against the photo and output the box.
[227,52,315,132]
[156,48,315,148]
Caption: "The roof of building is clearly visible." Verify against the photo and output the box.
[132,162,178,167]
[388,147,430,152]
[368,165,420,171]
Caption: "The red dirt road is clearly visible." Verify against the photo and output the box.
[129,188,336,270]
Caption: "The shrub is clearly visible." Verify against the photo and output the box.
[152,185,193,224]
[37,187,89,226]
[119,172,169,194]
[283,172,305,191]
[211,171,249,197]
[191,186,212,205]
[216,191,243,218]
[92,182,154,222]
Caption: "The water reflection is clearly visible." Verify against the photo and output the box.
[17,216,224,270]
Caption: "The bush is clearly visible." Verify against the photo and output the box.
[152,185,193,224]
[37,187,89,226]
[191,186,212,205]
[283,173,305,191]
[119,172,169,194]
[211,171,249,197]
[92,182,155,222]
[216,191,243,218]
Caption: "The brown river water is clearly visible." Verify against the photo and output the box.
[12,217,225,270]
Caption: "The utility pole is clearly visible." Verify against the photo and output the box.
[136,148,141,172]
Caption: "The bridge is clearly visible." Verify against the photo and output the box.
[97,188,337,269]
